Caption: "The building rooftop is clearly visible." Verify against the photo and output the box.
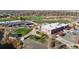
[42,23,68,30]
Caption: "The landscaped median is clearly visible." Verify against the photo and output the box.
[28,31,48,43]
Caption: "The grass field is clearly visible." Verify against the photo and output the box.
[0,16,73,24]
[15,27,32,36]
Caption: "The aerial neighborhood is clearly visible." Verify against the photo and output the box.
[0,10,79,49]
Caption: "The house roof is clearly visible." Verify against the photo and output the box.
[42,23,68,30]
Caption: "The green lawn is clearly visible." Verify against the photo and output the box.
[0,18,15,21]
[21,16,72,23]
[0,16,21,21]
[0,16,43,21]
[15,28,32,36]
[0,16,72,24]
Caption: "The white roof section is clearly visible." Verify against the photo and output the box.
[42,23,68,30]
[0,20,34,24]
[0,20,21,24]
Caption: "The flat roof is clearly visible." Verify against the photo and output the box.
[42,23,68,30]
[0,20,33,25]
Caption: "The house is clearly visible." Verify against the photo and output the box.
[41,23,68,35]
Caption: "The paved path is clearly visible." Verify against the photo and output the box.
[56,36,76,48]
[20,27,40,42]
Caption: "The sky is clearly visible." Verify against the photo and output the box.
[0,0,78,10]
